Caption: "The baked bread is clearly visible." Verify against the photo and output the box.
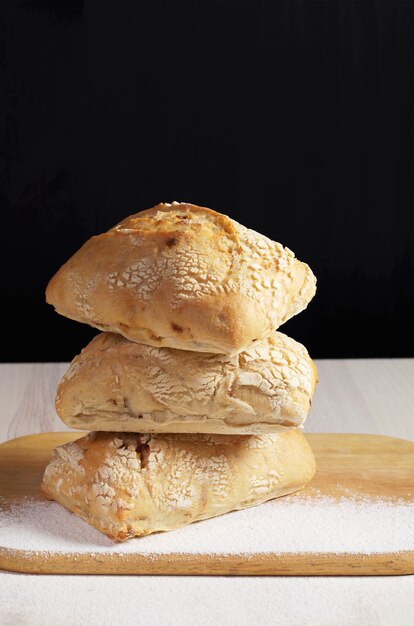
[56,331,317,434]
[41,429,316,541]
[46,202,316,354]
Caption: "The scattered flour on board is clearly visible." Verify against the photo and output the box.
[0,494,413,555]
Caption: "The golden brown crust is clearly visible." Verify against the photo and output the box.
[41,429,316,541]
[46,202,316,354]
[56,331,318,434]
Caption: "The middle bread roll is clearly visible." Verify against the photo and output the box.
[57,331,317,434]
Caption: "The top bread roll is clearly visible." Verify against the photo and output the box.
[46,202,316,355]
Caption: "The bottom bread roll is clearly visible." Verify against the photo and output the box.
[41,429,316,541]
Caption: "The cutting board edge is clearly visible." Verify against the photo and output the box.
[1,547,414,576]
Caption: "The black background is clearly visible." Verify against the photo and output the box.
[1,0,414,362]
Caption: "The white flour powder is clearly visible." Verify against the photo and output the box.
[0,494,412,555]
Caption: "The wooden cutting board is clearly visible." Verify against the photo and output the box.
[0,432,413,576]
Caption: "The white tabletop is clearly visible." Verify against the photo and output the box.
[1,360,414,626]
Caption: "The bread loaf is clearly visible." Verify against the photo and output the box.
[56,331,317,434]
[41,429,316,541]
[46,202,316,355]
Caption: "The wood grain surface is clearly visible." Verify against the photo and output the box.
[1,432,413,576]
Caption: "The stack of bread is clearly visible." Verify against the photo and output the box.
[42,202,318,541]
